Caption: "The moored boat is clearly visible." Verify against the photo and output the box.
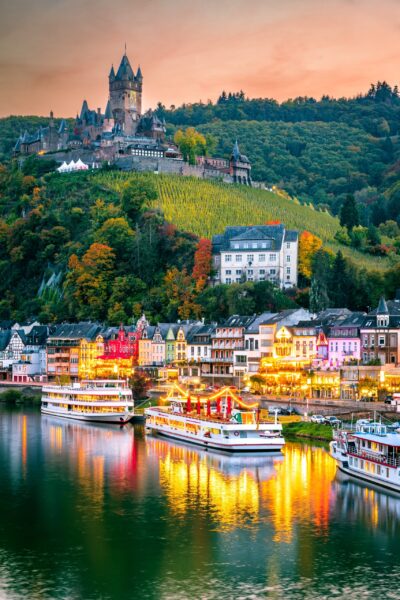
[330,421,400,493]
[145,384,285,452]
[41,379,134,424]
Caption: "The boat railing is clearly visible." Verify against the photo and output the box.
[148,406,276,425]
[348,449,400,467]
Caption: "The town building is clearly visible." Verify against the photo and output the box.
[327,312,365,367]
[360,297,400,366]
[212,224,298,288]
[211,315,257,377]
[47,323,102,381]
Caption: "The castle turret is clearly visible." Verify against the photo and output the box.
[230,140,252,185]
[109,52,142,136]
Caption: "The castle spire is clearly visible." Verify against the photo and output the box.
[136,65,143,81]
[109,65,115,80]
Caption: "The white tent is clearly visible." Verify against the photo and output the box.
[75,158,89,170]
[67,160,76,171]
[57,161,69,173]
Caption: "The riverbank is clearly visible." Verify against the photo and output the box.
[282,421,333,442]
[0,389,41,405]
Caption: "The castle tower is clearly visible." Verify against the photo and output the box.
[229,140,252,185]
[109,53,142,136]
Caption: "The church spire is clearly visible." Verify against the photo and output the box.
[109,65,115,81]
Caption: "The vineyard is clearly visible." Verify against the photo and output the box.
[94,171,389,270]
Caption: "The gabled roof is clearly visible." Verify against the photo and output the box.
[26,326,48,346]
[218,315,257,329]
[0,331,11,351]
[48,322,102,342]
[245,312,277,334]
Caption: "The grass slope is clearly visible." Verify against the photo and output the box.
[94,172,388,270]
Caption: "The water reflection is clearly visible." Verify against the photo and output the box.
[147,436,283,531]
[0,408,399,600]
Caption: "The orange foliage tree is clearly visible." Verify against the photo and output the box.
[192,238,212,292]
[298,231,323,279]
[65,243,116,320]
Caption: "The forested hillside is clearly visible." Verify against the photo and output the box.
[1,163,400,323]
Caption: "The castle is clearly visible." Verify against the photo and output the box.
[14,52,251,185]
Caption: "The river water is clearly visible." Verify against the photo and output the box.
[0,406,399,600]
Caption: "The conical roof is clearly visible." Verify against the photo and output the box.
[116,54,135,81]
[109,65,115,80]
[136,66,143,80]
[377,296,389,314]
[104,100,113,119]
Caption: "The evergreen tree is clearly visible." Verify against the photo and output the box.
[309,249,331,312]
[340,195,359,231]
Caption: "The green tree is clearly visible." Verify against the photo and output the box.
[340,195,359,231]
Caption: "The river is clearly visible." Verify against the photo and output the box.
[0,406,399,600]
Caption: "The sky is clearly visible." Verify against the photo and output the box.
[1,0,400,117]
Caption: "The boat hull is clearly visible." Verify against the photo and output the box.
[146,426,284,452]
[330,441,400,494]
[41,406,133,424]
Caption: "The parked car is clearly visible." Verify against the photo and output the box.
[268,406,282,415]
[384,395,394,404]
[356,418,371,427]
[359,396,375,402]
[324,416,341,426]
[286,406,299,415]
[241,386,250,393]
[310,414,325,424]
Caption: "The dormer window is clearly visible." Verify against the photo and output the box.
[377,316,389,327]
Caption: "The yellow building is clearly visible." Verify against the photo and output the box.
[78,334,104,380]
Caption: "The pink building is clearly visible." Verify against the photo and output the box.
[327,313,365,367]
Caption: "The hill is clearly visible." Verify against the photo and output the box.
[94,171,390,271]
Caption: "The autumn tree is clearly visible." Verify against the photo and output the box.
[164,267,199,320]
[121,178,157,223]
[174,128,207,164]
[192,238,212,292]
[64,243,115,320]
[298,231,323,280]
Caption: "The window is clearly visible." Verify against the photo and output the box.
[252,243,257,249]
[236,278,241,282]
[286,242,290,249]
[378,336,385,346]
[248,269,253,275]
[270,269,276,275]
[225,254,232,263]
[247,254,254,263]
[236,269,242,275]
[269,254,276,261]
[204,347,207,356]
[233,243,239,249]
[286,267,291,274]
[259,254,266,262]
[226,278,232,284]
[244,243,249,249]
[236,254,242,262]
[225,269,232,275]
[259,269,265,275]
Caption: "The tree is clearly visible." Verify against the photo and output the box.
[298,231,323,280]
[340,195,359,231]
[130,371,150,400]
[192,238,212,292]
[174,128,207,164]
[64,243,116,320]
[309,249,332,312]
[121,178,157,223]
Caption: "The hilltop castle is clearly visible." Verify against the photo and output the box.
[14,52,251,185]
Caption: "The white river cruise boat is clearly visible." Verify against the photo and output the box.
[330,421,400,493]
[145,384,285,452]
[41,380,134,424]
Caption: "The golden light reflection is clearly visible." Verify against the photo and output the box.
[149,437,338,540]
[21,415,27,474]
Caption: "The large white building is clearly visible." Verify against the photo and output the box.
[212,225,298,288]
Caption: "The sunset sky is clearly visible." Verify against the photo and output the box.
[1,0,400,117]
